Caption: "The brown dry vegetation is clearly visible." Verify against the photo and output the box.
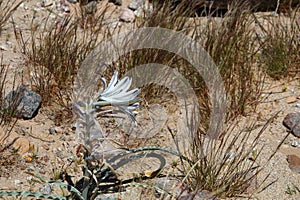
[0,0,299,199]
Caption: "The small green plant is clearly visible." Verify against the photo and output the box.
[286,183,300,195]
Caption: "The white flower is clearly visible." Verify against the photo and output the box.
[72,71,141,160]
[96,70,140,105]
[93,70,140,124]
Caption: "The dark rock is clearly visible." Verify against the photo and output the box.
[66,0,77,3]
[83,1,97,14]
[128,0,145,10]
[4,86,42,119]
[283,112,300,137]
[109,0,122,6]
[152,0,300,17]
[287,154,300,174]
[201,0,300,12]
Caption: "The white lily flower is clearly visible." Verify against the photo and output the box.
[93,70,140,124]
[72,71,141,161]
[96,70,140,105]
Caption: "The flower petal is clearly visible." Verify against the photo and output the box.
[101,70,118,95]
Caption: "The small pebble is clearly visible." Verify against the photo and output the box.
[128,0,144,10]
[291,88,295,94]
[0,45,8,51]
[39,183,52,194]
[119,8,135,22]
[49,128,56,134]
[291,140,298,147]
[67,0,77,3]
[283,112,300,138]
[26,176,33,181]
[63,6,70,13]
[33,7,40,12]
[287,155,300,174]
[134,7,145,17]
[296,104,300,108]
[54,126,63,133]
[14,180,22,185]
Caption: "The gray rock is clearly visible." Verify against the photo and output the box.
[283,112,300,137]
[49,128,56,135]
[291,140,298,147]
[66,0,77,3]
[119,8,135,22]
[128,0,144,10]
[134,6,145,17]
[39,183,53,194]
[83,1,97,14]
[4,86,42,119]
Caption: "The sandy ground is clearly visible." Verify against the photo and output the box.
[0,0,300,199]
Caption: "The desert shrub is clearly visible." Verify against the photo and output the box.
[183,114,288,198]
[0,57,19,153]
[255,8,300,79]
[14,4,114,108]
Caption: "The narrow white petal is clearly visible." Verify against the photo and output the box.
[103,76,130,97]
[101,70,118,95]
[118,106,138,125]
[112,88,140,100]
[115,76,132,93]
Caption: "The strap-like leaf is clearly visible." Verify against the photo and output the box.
[0,191,67,200]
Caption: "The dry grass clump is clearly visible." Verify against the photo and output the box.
[197,7,265,119]
[114,1,264,131]
[183,114,287,198]
[255,8,300,79]
[0,57,19,153]
[14,5,113,108]
[0,0,23,35]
